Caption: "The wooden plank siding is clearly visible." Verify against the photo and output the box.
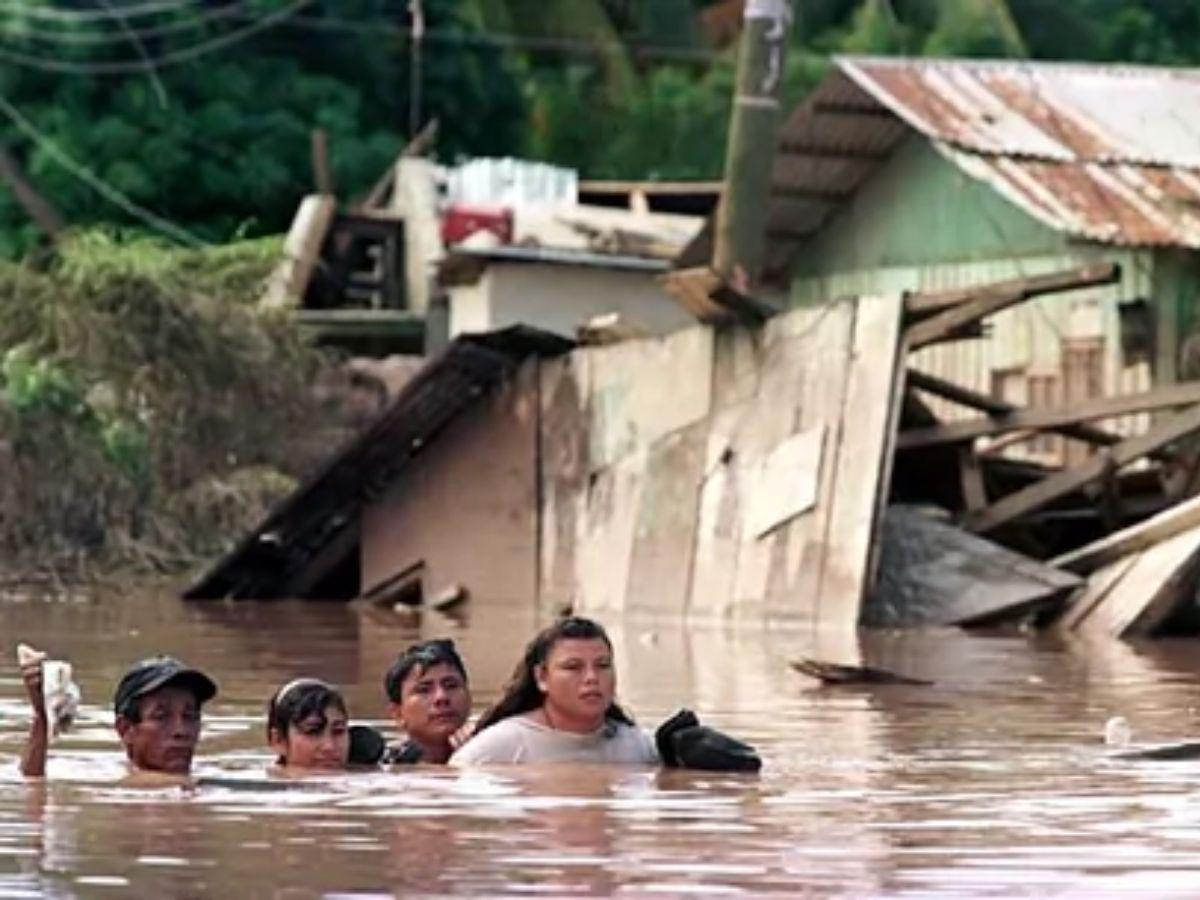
[783,140,1164,463]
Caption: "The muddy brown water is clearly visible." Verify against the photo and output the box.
[2,592,1200,897]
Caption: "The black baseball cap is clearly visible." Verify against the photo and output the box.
[112,656,218,717]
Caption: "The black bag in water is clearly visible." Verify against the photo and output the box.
[348,725,387,766]
[655,708,762,773]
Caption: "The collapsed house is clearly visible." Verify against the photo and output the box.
[188,57,1200,640]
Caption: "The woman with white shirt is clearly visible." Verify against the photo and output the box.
[450,617,658,766]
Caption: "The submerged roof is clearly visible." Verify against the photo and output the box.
[743,56,1200,283]
[184,327,573,600]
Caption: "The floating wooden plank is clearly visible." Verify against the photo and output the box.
[965,404,1200,534]
[906,369,1124,449]
[905,264,1118,350]
[1051,494,1200,575]
[1061,522,1200,638]
[903,262,1120,318]
[864,505,1080,628]
[899,381,1200,450]
[1055,553,1138,632]
[790,659,932,686]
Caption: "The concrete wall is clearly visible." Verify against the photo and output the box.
[359,361,540,608]
[447,262,694,340]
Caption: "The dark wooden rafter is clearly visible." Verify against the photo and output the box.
[899,380,1200,450]
[904,263,1121,319]
[905,370,1126,449]
[904,263,1121,351]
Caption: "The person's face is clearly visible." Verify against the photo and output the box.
[115,685,202,774]
[271,704,350,770]
[535,638,615,730]
[393,662,471,750]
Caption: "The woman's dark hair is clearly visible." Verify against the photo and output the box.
[473,617,633,734]
[266,679,347,744]
[384,639,468,703]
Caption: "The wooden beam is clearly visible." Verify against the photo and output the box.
[0,144,64,238]
[1051,493,1200,574]
[964,403,1200,534]
[904,263,1120,318]
[899,380,1200,450]
[905,369,1123,448]
[904,266,1117,350]
[958,447,987,512]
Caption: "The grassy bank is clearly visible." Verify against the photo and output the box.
[0,231,346,583]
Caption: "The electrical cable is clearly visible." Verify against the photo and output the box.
[0,90,208,247]
[0,0,202,24]
[0,0,313,74]
[0,2,244,46]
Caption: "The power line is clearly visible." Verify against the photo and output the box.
[0,8,723,64]
[0,2,244,46]
[0,0,313,74]
[0,90,207,247]
[0,0,203,23]
[96,0,169,107]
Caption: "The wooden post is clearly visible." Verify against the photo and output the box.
[0,144,65,239]
[712,0,793,288]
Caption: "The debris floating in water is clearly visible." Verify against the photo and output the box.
[1104,716,1132,747]
[789,658,933,686]
[16,642,81,738]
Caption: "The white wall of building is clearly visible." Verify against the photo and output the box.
[448,261,693,340]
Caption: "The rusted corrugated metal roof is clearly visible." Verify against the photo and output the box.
[184,327,573,600]
[836,57,1200,248]
[695,57,1200,285]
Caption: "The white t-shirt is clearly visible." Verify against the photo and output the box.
[449,715,659,766]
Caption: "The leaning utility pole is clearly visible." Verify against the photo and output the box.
[712,0,793,290]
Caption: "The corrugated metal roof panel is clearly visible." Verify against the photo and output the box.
[838,57,1200,167]
[681,57,1200,286]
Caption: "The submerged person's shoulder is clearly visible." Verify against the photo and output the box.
[450,716,658,767]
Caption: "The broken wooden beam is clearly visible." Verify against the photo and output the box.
[899,380,1200,450]
[904,263,1120,318]
[904,263,1120,350]
[906,369,1125,449]
[1052,493,1200,575]
[661,266,779,324]
[1055,522,1200,638]
[965,403,1200,534]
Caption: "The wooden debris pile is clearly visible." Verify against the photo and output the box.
[881,263,1200,640]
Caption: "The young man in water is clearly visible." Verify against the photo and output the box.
[382,639,472,764]
[20,655,217,777]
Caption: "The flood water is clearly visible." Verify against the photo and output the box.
[2,591,1200,897]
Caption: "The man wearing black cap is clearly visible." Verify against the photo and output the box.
[20,655,217,777]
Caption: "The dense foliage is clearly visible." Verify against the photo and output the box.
[3,1,1200,255]
[0,231,343,575]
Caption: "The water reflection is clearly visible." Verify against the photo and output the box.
[3,591,1200,894]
